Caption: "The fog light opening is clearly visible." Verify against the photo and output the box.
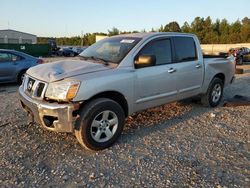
[43,116,58,128]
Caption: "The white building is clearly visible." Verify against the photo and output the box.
[0,29,37,44]
[96,35,108,42]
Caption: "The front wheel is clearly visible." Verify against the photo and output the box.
[75,98,125,150]
[201,78,224,107]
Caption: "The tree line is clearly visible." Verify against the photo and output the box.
[37,16,250,46]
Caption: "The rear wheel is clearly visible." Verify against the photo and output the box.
[201,78,224,107]
[75,98,125,150]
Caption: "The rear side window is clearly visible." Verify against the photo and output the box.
[173,37,197,62]
[10,53,22,61]
[138,39,172,65]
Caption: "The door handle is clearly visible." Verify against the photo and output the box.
[168,68,176,73]
[196,64,201,69]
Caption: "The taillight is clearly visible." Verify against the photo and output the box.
[37,59,44,64]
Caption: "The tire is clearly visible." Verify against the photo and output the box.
[75,98,125,150]
[201,78,224,107]
[17,70,26,85]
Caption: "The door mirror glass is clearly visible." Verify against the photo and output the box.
[135,55,156,68]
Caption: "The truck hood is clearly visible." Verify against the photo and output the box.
[27,60,110,82]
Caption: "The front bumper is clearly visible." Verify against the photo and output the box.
[19,86,79,133]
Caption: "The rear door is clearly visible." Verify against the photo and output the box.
[134,37,178,111]
[172,36,204,100]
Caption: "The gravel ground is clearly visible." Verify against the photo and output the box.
[0,62,250,187]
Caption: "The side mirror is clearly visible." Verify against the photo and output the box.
[135,55,156,68]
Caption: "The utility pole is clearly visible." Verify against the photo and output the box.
[81,30,84,47]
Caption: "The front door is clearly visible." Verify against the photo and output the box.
[134,38,177,112]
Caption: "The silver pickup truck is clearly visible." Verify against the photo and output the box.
[19,32,235,150]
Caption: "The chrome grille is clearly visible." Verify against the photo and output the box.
[37,83,45,97]
[23,75,47,99]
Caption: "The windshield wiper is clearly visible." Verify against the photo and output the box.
[80,56,111,65]
[91,56,110,65]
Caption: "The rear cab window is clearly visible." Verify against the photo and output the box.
[173,36,197,62]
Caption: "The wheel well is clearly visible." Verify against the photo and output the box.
[214,73,225,84]
[82,91,129,117]
[17,69,27,80]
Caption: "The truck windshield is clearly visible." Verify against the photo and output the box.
[79,37,141,64]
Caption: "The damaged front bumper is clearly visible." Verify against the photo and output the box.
[19,86,79,133]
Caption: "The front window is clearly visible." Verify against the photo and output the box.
[0,52,22,62]
[79,37,141,64]
[0,52,11,62]
[138,39,172,65]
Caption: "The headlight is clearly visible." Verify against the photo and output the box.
[45,81,80,101]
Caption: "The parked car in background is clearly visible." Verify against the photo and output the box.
[72,47,87,54]
[57,47,79,57]
[240,47,250,62]
[229,47,250,65]
[0,49,43,84]
[19,32,235,150]
[48,39,60,56]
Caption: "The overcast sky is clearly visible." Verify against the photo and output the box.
[1,0,249,37]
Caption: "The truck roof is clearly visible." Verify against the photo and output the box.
[114,32,196,39]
